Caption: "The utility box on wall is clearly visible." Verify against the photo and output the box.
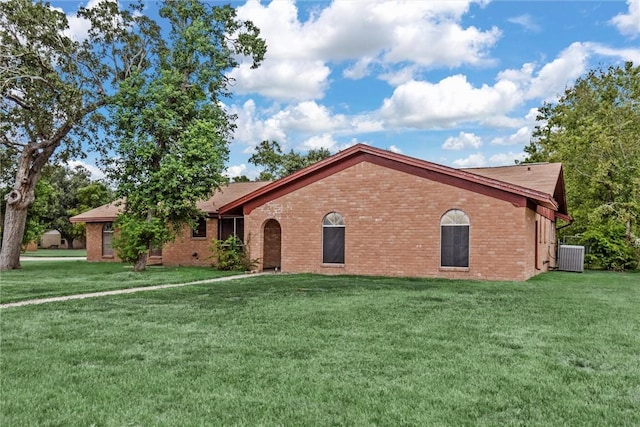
[558,245,585,272]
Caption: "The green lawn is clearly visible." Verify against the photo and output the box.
[0,261,239,304]
[1,271,638,426]
[22,248,87,257]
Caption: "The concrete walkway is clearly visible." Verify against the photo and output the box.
[0,272,268,309]
[20,256,87,261]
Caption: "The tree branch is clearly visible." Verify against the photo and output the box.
[4,93,31,110]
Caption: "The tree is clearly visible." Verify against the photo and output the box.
[108,0,266,271]
[21,179,55,248]
[41,165,113,249]
[249,140,332,180]
[523,62,640,269]
[232,175,251,183]
[0,0,158,270]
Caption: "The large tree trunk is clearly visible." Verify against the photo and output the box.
[134,252,148,272]
[0,145,53,271]
[0,198,29,270]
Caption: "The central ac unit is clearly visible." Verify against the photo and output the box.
[558,245,585,272]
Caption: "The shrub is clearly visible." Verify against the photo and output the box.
[112,214,169,264]
[581,221,638,271]
[210,235,258,271]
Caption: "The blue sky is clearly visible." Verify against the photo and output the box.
[57,0,640,180]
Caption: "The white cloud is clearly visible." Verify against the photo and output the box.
[589,43,640,64]
[230,99,383,154]
[488,152,526,165]
[610,0,640,38]
[388,145,402,154]
[453,153,486,167]
[507,14,541,32]
[442,132,483,150]
[225,164,248,178]
[491,126,531,146]
[526,42,591,100]
[57,0,119,42]
[273,101,348,133]
[343,57,376,80]
[229,99,287,147]
[378,66,420,86]
[380,75,521,128]
[67,160,105,181]
[351,117,385,134]
[233,0,503,99]
[454,152,525,167]
[229,60,330,101]
[298,133,338,151]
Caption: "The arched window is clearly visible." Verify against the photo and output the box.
[102,223,114,257]
[322,212,345,264]
[440,210,469,268]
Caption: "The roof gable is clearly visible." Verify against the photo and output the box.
[218,144,567,217]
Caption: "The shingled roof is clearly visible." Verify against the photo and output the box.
[218,144,569,220]
[72,145,569,224]
[463,162,568,217]
[70,181,271,223]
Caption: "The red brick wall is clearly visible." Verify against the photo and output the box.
[160,218,218,266]
[86,219,218,266]
[86,222,120,262]
[245,161,551,281]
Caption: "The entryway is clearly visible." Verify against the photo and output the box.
[262,219,281,271]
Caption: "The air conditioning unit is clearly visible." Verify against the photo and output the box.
[558,245,585,272]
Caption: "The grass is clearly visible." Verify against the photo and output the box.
[1,271,639,426]
[0,261,239,304]
[22,248,87,257]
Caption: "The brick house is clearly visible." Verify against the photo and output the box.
[72,144,569,281]
[70,181,270,267]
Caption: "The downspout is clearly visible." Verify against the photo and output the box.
[552,215,574,270]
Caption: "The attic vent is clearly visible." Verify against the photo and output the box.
[558,245,585,272]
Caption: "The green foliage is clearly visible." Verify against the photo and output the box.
[249,140,331,180]
[210,235,258,271]
[40,165,113,248]
[581,221,638,271]
[523,63,640,269]
[0,0,159,269]
[21,180,55,246]
[111,214,170,265]
[107,0,265,270]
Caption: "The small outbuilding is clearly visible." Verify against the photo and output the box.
[72,144,569,281]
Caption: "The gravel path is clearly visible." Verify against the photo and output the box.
[0,272,268,309]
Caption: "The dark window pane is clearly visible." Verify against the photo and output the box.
[192,218,207,238]
[441,226,469,267]
[323,227,345,264]
[219,218,244,242]
[236,218,244,242]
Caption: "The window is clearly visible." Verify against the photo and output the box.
[102,223,114,257]
[322,212,345,264]
[149,244,162,257]
[219,217,244,242]
[440,210,469,268]
[192,217,207,238]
